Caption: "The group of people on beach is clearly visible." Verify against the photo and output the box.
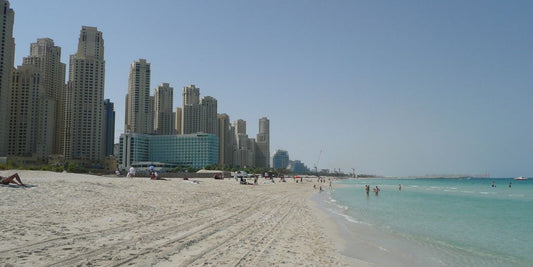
[365,185,381,196]
[122,166,165,180]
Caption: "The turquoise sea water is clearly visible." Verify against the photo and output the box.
[324,178,533,266]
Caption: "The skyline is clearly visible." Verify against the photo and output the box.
[10,1,533,177]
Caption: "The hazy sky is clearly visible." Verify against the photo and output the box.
[10,0,533,177]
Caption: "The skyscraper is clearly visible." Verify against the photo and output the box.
[104,99,115,156]
[153,83,175,135]
[64,26,105,162]
[125,59,151,134]
[175,107,182,134]
[0,0,14,156]
[200,96,217,135]
[22,38,66,155]
[234,119,246,135]
[8,65,45,157]
[217,113,233,167]
[255,117,270,168]
[182,84,200,134]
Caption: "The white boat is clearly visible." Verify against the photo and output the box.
[514,176,528,180]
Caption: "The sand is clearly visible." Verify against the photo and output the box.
[0,170,364,267]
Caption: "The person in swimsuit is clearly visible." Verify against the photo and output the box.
[0,173,25,186]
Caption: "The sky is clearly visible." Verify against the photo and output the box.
[9,0,533,177]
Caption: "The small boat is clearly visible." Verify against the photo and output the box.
[515,176,528,180]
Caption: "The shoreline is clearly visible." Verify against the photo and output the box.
[311,185,451,267]
[1,170,351,266]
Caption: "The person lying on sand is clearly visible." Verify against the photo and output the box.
[0,173,26,186]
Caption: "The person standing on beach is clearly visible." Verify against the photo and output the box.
[128,166,135,178]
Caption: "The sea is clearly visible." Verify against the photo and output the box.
[314,178,533,267]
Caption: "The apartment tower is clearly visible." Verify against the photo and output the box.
[64,26,105,161]
[217,113,233,167]
[22,38,66,155]
[0,0,14,156]
[104,99,115,156]
[181,84,200,134]
[125,59,151,134]
[200,96,217,135]
[8,65,44,156]
[153,83,175,135]
[255,117,270,168]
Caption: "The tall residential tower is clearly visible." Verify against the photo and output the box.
[22,38,66,155]
[255,117,270,168]
[0,0,14,156]
[153,83,175,135]
[64,26,106,161]
[181,85,200,134]
[125,59,152,134]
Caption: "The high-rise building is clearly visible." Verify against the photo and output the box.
[255,117,270,168]
[181,84,200,134]
[272,150,289,169]
[233,119,254,168]
[64,26,106,162]
[175,107,182,134]
[234,119,246,135]
[125,59,151,134]
[0,0,14,156]
[8,65,48,157]
[104,99,115,156]
[200,96,217,135]
[153,83,175,135]
[217,113,233,167]
[22,38,66,155]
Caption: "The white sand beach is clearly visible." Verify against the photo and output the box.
[0,170,366,266]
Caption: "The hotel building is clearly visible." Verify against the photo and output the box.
[118,133,219,169]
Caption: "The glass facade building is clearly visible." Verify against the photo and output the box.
[119,133,219,169]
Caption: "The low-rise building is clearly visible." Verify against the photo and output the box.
[118,133,219,170]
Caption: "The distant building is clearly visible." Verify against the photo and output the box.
[125,59,152,134]
[153,83,175,135]
[0,0,14,156]
[217,113,233,167]
[175,107,182,134]
[118,133,219,169]
[255,117,270,168]
[200,96,217,135]
[181,84,200,134]
[234,119,246,134]
[272,150,289,169]
[104,99,115,156]
[288,160,310,173]
[64,26,106,162]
